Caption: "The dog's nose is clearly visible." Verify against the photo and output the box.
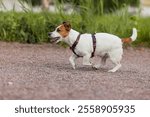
[48,32,52,36]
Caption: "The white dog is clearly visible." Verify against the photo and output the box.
[49,22,137,72]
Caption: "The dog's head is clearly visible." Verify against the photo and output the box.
[48,21,71,43]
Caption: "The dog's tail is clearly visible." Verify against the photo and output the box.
[122,28,137,43]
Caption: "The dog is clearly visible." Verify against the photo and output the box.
[48,22,137,72]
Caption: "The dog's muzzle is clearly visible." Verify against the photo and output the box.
[50,37,60,43]
[48,32,60,43]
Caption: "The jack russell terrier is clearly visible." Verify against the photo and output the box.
[48,22,137,72]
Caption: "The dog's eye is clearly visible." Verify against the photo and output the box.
[57,28,61,32]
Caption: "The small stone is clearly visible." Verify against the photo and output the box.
[8,82,13,85]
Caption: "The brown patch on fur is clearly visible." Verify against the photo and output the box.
[122,38,132,44]
[63,21,71,31]
[57,22,71,38]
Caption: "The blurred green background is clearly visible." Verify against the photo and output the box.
[0,0,150,47]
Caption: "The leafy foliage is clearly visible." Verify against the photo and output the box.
[0,0,149,47]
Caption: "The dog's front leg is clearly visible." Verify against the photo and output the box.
[69,54,78,69]
[83,54,92,66]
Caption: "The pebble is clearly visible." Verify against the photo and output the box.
[8,82,13,85]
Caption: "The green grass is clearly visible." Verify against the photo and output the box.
[0,11,65,43]
[0,10,150,47]
[134,17,150,47]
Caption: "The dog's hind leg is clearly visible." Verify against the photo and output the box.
[69,54,78,69]
[108,61,121,72]
[101,53,109,66]
[108,49,123,72]
[93,53,109,69]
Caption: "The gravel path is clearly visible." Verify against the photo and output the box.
[0,42,150,100]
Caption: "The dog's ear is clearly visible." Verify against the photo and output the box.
[62,21,71,31]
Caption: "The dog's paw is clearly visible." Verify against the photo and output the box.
[72,65,76,70]
[92,64,100,70]
[83,62,92,66]
[108,69,116,73]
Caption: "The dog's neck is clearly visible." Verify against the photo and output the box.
[64,29,80,47]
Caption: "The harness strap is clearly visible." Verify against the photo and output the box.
[70,33,96,58]
[91,34,96,58]
[70,34,82,57]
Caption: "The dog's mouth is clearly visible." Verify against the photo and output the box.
[50,37,60,43]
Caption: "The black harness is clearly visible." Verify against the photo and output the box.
[70,34,96,58]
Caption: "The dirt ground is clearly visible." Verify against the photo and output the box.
[0,42,150,100]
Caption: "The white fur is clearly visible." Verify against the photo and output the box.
[51,28,137,72]
[130,28,137,41]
